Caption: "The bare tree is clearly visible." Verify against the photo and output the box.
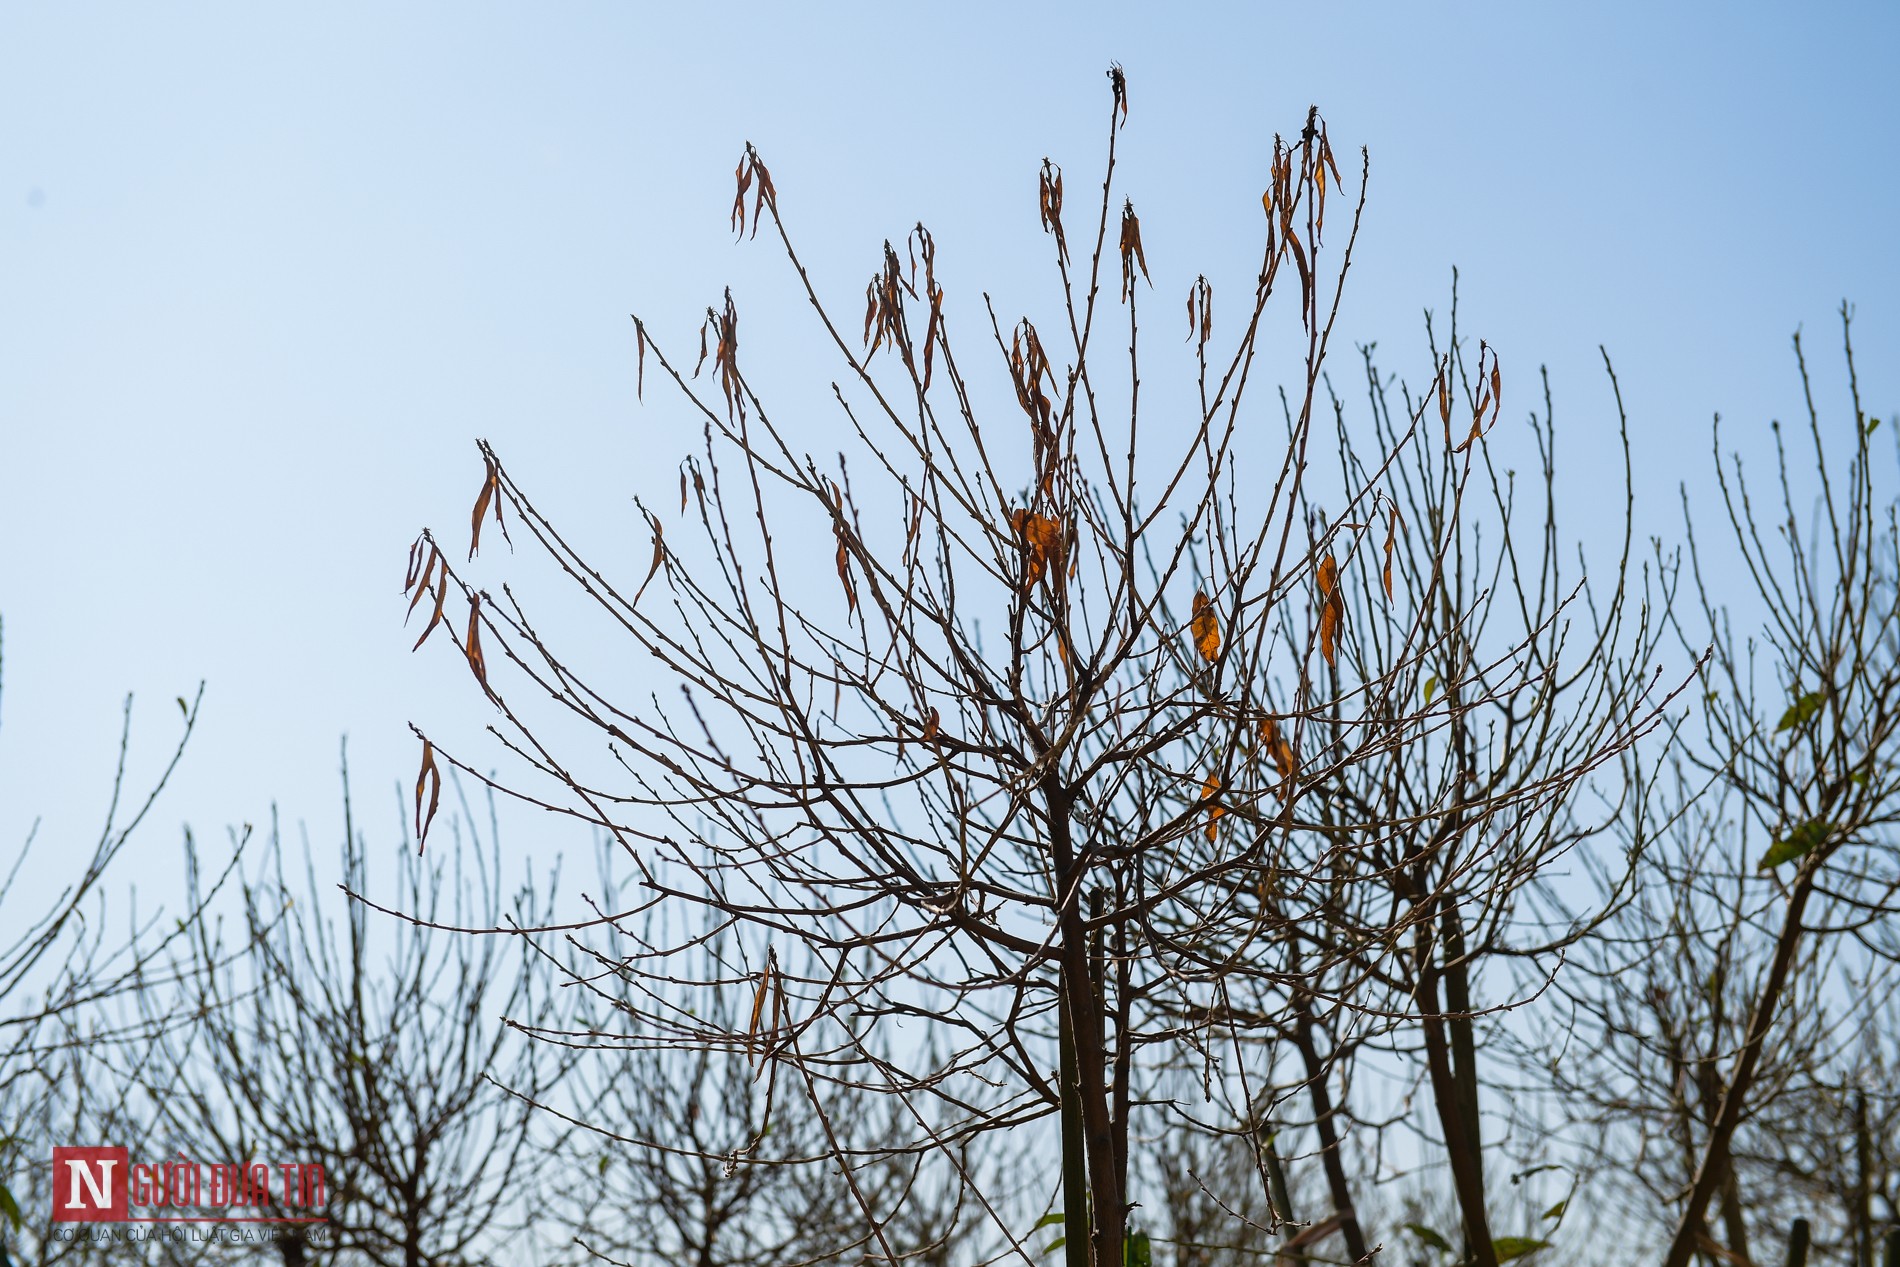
[1524,309,1900,1267]
[109,754,564,1267]
[0,621,239,1266]
[393,73,1681,1266]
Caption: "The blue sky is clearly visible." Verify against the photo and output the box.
[2,4,1895,907]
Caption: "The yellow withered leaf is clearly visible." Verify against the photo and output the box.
[1191,591,1221,663]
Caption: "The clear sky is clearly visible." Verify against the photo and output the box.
[2,4,1895,910]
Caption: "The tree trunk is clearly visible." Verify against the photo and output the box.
[1289,999,1370,1262]
[1661,868,1820,1267]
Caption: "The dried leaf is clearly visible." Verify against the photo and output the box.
[413,739,442,853]
[1202,773,1223,842]
[464,593,488,688]
[1186,275,1213,347]
[1382,504,1400,600]
[1320,599,1341,666]
[634,317,647,400]
[749,152,776,241]
[406,546,439,619]
[1011,509,1063,590]
[1260,716,1295,780]
[746,961,771,1059]
[468,455,508,559]
[404,535,426,594]
[635,515,665,606]
[830,482,859,615]
[922,279,943,391]
[1118,200,1150,302]
[1107,62,1127,125]
[1316,553,1343,668]
[1040,159,1069,266]
[731,152,753,236]
[921,707,940,745]
[680,468,688,515]
[412,565,447,652]
[1190,590,1221,663]
[1286,227,1313,329]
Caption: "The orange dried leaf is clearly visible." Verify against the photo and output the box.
[921,707,940,745]
[406,546,439,618]
[413,739,442,853]
[403,536,425,594]
[731,153,753,236]
[412,567,447,652]
[1317,554,1339,599]
[1319,597,1341,667]
[1260,716,1295,779]
[746,961,772,1059]
[1011,509,1063,590]
[469,459,500,559]
[835,530,857,614]
[1190,590,1221,663]
[1382,506,1400,601]
[1202,773,1223,842]
[465,593,488,688]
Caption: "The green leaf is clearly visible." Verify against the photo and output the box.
[1493,1237,1551,1262]
[1033,1213,1065,1230]
[1866,414,1882,437]
[1406,1223,1453,1252]
[0,1181,19,1234]
[1424,675,1439,706]
[1775,690,1826,733]
[1043,1237,1065,1255]
[597,1154,610,1176]
[1758,819,1833,871]
[1541,1200,1566,1221]
[1124,1229,1151,1267]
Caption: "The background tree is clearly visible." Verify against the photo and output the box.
[0,626,236,1267]
[111,756,564,1267]
[1518,310,1900,1267]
